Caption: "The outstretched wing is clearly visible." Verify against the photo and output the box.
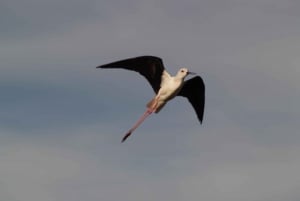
[177,76,205,123]
[97,56,165,93]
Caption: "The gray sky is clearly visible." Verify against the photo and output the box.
[1,0,300,200]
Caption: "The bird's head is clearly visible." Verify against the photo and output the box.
[177,68,196,79]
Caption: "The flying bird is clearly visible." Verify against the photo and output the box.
[97,56,205,142]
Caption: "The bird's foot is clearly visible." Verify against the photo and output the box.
[121,131,132,143]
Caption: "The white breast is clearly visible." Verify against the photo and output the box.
[158,77,184,101]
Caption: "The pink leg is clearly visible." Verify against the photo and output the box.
[121,108,154,143]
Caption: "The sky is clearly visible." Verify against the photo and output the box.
[1,0,300,200]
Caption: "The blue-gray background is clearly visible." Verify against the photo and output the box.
[1,0,300,200]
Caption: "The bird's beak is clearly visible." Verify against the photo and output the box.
[188,71,197,75]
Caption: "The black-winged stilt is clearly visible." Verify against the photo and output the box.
[97,56,205,142]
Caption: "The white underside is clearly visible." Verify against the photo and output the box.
[151,70,185,113]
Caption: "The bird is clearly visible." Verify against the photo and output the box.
[97,56,205,142]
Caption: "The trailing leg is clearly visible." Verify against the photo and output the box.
[121,107,154,142]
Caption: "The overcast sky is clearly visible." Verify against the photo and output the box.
[1,0,300,200]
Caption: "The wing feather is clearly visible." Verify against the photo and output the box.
[97,56,165,93]
[177,76,205,123]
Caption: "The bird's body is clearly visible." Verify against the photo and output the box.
[97,56,205,142]
[147,69,188,113]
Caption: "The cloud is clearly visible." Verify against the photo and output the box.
[171,142,300,201]
[1,118,300,201]
[0,0,102,41]
[1,0,300,200]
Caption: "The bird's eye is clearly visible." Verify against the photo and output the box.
[181,70,184,72]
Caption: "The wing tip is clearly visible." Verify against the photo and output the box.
[198,117,203,124]
[96,65,110,69]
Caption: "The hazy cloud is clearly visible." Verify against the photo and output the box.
[1,0,300,200]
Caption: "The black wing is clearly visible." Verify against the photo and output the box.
[177,76,205,123]
[97,56,165,93]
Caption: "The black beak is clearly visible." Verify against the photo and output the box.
[188,71,196,75]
